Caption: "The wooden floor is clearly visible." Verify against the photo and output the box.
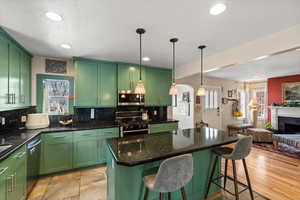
[28,146,300,200]
[224,144,300,200]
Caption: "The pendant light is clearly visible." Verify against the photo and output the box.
[169,38,178,95]
[196,45,206,96]
[134,28,146,94]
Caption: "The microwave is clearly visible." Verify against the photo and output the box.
[118,91,145,106]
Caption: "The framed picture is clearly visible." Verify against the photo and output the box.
[45,59,67,74]
[282,82,300,102]
[228,90,233,98]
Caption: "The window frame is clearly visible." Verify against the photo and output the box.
[252,87,266,120]
[36,74,74,114]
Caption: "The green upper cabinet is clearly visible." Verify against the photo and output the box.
[117,63,145,92]
[0,36,9,110]
[145,67,172,106]
[20,52,31,107]
[74,58,117,107]
[0,27,32,111]
[9,44,21,106]
[98,63,117,107]
[75,60,98,106]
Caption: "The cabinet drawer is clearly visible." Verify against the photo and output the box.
[43,132,73,144]
[73,129,98,140]
[149,123,178,133]
[99,128,119,138]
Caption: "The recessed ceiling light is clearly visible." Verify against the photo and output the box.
[45,12,63,22]
[60,44,71,49]
[210,3,227,15]
[142,57,150,61]
[254,55,268,61]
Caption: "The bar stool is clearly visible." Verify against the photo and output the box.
[205,136,254,200]
[143,154,193,200]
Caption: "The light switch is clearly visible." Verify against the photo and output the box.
[1,117,5,125]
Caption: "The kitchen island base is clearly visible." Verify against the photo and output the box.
[106,149,220,200]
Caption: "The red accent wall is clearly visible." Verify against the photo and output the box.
[267,74,300,120]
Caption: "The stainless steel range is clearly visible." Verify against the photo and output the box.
[116,109,149,137]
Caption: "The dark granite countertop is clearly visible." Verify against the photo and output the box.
[0,121,119,161]
[107,128,239,166]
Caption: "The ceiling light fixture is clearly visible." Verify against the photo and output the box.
[197,45,207,96]
[254,55,268,61]
[134,28,146,94]
[60,44,71,49]
[210,3,227,15]
[296,48,300,51]
[169,38,178,96]
[142,57,150,62]
[45,12,63,21]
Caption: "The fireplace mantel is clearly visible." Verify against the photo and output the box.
[269,106,300,129]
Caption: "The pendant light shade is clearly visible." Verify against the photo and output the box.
[135,28,146,94]
[169,38,178,96]
[197,45,207,96]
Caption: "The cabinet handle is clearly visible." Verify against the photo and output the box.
[13,173,17,191]
[7,175,13,192]
[52,136,66,138]
[13,94,16,104]
[0,167,8,175]
[81,133,95,137]
[18,152,26,158]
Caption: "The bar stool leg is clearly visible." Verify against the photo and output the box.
[143,188,149,200]
[159,193,164,200]
[168,192,171,200]
[242,159,254,200]
[180,187,187,200]
[224,159,228,189]
[232,160,239,200]
[205,155,218,198]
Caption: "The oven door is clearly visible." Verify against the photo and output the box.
[118,93,145,106]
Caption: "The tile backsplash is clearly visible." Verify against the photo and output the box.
[73,107,116,122]
[0,107,36,131]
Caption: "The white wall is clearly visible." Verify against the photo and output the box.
[31,56,74,105]
[176,74,244,131]
[177,24,300,79]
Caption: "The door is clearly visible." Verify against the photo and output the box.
[41,133,73,174]
[9,45,21,106]
[14,150,27,200]
[75,60,98,106]
[0,37,9,109]
[173,84,194,129]
[98,63,117,107]
[20,53,31,106]
[158,69,172,105]
[117,64,140,91]
[202,86,222,129]
[145,67,160,105]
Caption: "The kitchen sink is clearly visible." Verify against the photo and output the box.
[0,144,13,153]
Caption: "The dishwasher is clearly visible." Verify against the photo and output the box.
[27,136,41,195]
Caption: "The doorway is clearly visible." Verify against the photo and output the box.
[172,84,194,129]
[202,86,222,129]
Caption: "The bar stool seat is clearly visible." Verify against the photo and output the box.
[143,154,193,200]
[205,136,254,200]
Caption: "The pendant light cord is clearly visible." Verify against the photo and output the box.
[172,42,175,82]
[139,33,142,81]
[201,48,203,86]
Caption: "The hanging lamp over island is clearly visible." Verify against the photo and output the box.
[169,38,179,96]
[134,28,146,94]
[196,45,206,96]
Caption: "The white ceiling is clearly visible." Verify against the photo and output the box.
[205,49,300,82]
[1,0,300,68]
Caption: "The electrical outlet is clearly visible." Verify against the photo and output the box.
[1,117,5,125]
[153,110,157,116]
[91,108,95,119]
[21,116,27,123]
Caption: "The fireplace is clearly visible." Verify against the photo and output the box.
[278,116,300,134]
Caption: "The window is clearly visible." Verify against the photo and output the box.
[43,79,70,115]
[252,88,266,119]
[37,74,74,115]
[205,89,219,109]
[237,89,246,118]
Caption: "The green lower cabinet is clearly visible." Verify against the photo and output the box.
[0,145,27,200]
[149,122,178,134]
[73,130,99,168]
[40,132,73,175]
[98,128,119,164]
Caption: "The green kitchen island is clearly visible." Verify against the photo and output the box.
[106,128,239,200]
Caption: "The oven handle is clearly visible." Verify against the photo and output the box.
[123,129,149,133]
